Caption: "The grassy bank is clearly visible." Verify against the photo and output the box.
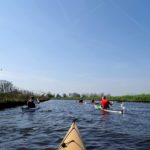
[0,93,51,110]
[55,94,150,103]
[1,93,150,110]
[110,94,150,102]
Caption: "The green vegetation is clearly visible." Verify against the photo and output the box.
[1,80,150,110]
[110,94,150,102]
[0,80,54,109]
[54,92,150,103]
[0,92,53,109]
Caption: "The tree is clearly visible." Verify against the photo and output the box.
[69,93,80,98]
[46,92,54,99]
[0,80,13,93]
[63,93,67,98]
[56,94,61,99]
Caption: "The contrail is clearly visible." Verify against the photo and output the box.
[56,0,70,24]
[56,0,105,26]
[88,0,105,14]
[74,0,105,26]
[109,0,150,38]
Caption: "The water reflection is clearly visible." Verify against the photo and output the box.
[99,110,110,121]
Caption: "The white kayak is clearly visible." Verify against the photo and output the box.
[58,120,86,150]
[94,103,123,114]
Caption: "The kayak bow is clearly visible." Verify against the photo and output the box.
[58,120,86,150]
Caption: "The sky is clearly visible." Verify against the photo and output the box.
[0,0,150,96]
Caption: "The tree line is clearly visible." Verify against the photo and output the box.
[1,80,150,104]
[54,92,150,102]
[0,80,54,103]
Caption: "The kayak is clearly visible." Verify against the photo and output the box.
[94,103,123,114]
[21,106,40,112]
[58,120,86,150]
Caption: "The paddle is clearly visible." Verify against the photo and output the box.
[39,110,52,112]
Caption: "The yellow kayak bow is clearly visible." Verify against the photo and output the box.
[58,120,86,150]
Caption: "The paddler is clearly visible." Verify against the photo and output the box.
[27,96,36,108]
[100,96,112,109]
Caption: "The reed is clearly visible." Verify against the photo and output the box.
[0,93,51,110]
[56,94,150,103]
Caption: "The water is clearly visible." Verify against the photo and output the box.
[0,100,150,150]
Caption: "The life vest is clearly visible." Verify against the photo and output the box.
[28,101,36,108]
[100,99,110,109]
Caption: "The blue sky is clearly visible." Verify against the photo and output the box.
[0,0,150,96]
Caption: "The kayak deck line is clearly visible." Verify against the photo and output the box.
[94,104,124,114]
[58,119,86,150]
[21,106,40,112]
[60,122,84,149]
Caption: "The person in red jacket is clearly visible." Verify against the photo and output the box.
[100,96,112,109]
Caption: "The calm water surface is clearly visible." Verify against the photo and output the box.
[0,100,150,150]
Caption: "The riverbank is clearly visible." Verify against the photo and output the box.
[0,99,50,110]
[1,93,150,110]
[110,94,150,103]
[0,93,51,110]
[57,94,150,103]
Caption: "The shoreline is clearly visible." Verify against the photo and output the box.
[1,98,150,110]
[0,99,50,110]
[0,101,25,110]
[0,92,52,110]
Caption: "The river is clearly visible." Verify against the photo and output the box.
[0,100,150,150]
